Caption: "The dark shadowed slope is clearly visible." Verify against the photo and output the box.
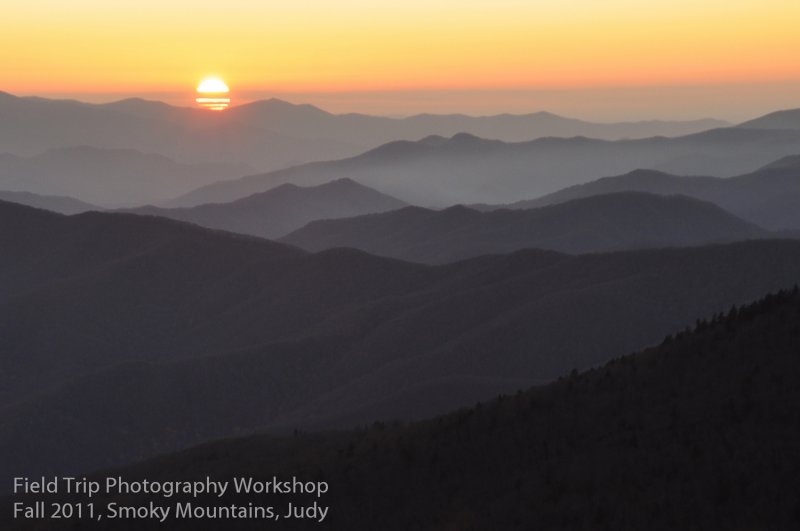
[737,107,800,130]
[489,154,800,230]
[0,147,251,206]
[2,200,800,480]
[10,287,800,531]
[0,200,427,402]
[282,193,766,263]
[131,178,408,239]
[172,127,800,206]
[0,190,98,214]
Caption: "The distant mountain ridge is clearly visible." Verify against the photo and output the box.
[0,146,251,206]
[173,127,800,206]
[130,178,408,239]
[226,97,730,146]
[281,192,767,263]
[0,190,98,215]
[0,92,360,173]
[0,91,731,175]
[486,154,800,230]
[7,91,800,207]
[737,108,800,130]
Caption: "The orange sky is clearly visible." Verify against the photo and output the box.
[2,0,799,118]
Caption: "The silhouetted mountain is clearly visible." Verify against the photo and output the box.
[0,92,729,179]
[759,153,800,169]
[491,154,800,230]
[0,147,251,206]
[0,92,358,172]
[133,178,407,239]
[9,287,800,531]
[173,128,800,206]
[282,193,766,263]
[227,97,728,146]
[2,199,800,481]
[0,190,98,214]
[737,107,800,130]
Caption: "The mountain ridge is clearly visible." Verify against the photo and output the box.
[486,154,800,230]
[0,190,99,214]
[3,199,800,481]
[133,178,408,239]
[737,107,800,130]
[172,127,800,206]
[0,92,361,173]
[0,146,252,206]
[281,192,768,263]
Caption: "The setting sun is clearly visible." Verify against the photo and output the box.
[196,77,230,111]
[197,77,229,93]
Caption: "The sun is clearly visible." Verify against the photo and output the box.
[196,76,230,111]
[197,77,229,93]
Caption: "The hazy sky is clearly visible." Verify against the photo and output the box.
[3,0,799,120]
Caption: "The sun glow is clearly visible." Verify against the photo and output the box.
[4,1,800,117]
[196,77,230,110]
[197,77,229,93]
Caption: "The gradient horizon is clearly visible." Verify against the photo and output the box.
[3,0,799,120]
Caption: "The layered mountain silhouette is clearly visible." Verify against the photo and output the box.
[173,127,800,206]
[0,147,251,206]
[130,178,407,239]
[3,200,800,482]
[737,107,800,130]
[487,155,800,230]
[0,91,729,169]
[282,193,767,263]
[7,90,797,208]
[0,92,733,182]
[12,288,798,530]
[0,92,359,172]
[226,98,728,145]
[0,190,98,215]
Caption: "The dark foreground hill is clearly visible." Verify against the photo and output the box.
[282,192,767,263]
[131,178,408,239]
[492,155,800,230]
[7,287,800,531]
[3,200,800,484]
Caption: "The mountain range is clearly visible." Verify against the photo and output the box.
[0,92,358,173]
[4,92,800,208]
[481,155,800,230]
[5,93,800,527]
[0,91,728,171]
[736,107,800,130]
[225,98,729,146]
[129,178,407,239]
[0,190,98,215]
[6,287,800,530]
[172,127,800,206]
[281,192,767,263]
[0,147,251,206]
[3,199,800,482]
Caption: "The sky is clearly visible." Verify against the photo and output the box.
[2,0,799,120]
